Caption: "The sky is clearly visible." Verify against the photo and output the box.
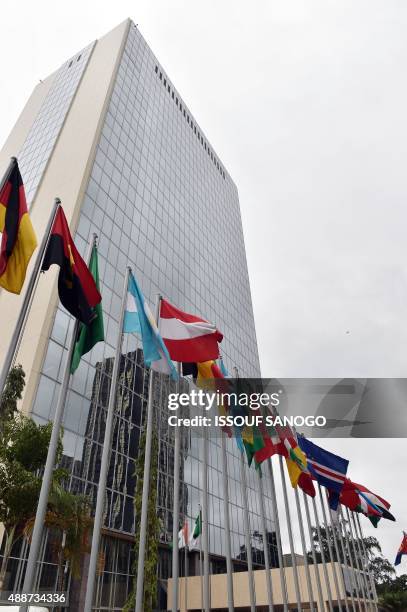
[0,0,406,574]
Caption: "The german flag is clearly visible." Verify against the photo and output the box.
[0,158,37,294]
[41,206,101,325]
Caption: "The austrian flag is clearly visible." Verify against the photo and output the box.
[159,299,223,363]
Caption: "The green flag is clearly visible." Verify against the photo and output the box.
[70,243,104,373]
[189,510,202,547]
[243,425,265,469]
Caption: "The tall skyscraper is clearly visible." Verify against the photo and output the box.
[0,19,275,610]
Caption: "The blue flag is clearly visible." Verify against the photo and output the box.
[124,271,178,379]
[298,436,349,510]
[219,357,229,378]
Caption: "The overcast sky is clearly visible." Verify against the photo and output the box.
[1,0,405,573]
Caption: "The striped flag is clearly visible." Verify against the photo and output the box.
[123,272,177,379]
[178,520,189,549]
[297,436,348,509]
[336,478,395,527]
[395,532,407,566]
[0,158,37,294]
[282,432,316,497]
[158,298,223,363]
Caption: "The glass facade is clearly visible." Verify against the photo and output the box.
[1,23,277,610]
[18,42,95,205]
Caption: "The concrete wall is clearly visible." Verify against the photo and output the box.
[0,19,130,416]
[168,563,372,611]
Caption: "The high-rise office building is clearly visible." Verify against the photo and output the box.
[0,19,276,610]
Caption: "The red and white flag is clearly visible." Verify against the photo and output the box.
[178,520,189,549]
[159,298,223,363]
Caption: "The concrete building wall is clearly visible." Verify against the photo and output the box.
[168,563,373,611]
[0,19,130,416]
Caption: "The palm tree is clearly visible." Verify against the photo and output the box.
[25,482,93,594]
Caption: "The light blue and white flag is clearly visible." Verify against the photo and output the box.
[123,271,178,379]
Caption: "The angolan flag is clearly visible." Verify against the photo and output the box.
[158,298,223,363]
[41,206,101,325]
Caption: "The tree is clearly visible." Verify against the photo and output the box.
[0,412,63,590]
[370,556,396,586]
[0,365,93,600]
[24,482,92,593]
[379,590,407,611]
[377,574,407,610]
[0,364,25,432]
[307,524,382,571]
[124,425,161,612]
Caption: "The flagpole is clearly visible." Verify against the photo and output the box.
[324,492,352,612]
[220,433,235,612]
[293,488,315,612]
[278,455,303,612]
[185,541,189,612]
[338,506,362,612]
[344,508,366,609]
[258,469,274,612]
[311,496,334,612]
[302,492,325,612]
[134,293,161,612]
[21,228,94,598]
[0,156,17,192]
[171,363,182,612]
[317,484,344,611]
[267,459,289,612]
[324,484,349,612]
[83,265,130,612]
[240,452,256,612]
[0,198,60,399]
[199,543,203,612]
[355,513,378,612]
[202,423,210,612]
[233,366,255,612]
[198,503,204,612]
[349,511,371,610]
[354,514,376,612]
[330,503,357,612]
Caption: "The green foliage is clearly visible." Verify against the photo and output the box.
[0,365,93,595]
[0,459,42,531]
[370,555,396,585]
[25,481,92,581]
[0,365,76,592]
[0,414,64,531]
[0,366,62,535]
[124,423,161,612]
[306,519,407,610]
[0,364,25,430]
[0,416,62,471]
[377,573,407,610]
[48,482,92,578]
[379,589,407,611]
[307,524,382,571]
